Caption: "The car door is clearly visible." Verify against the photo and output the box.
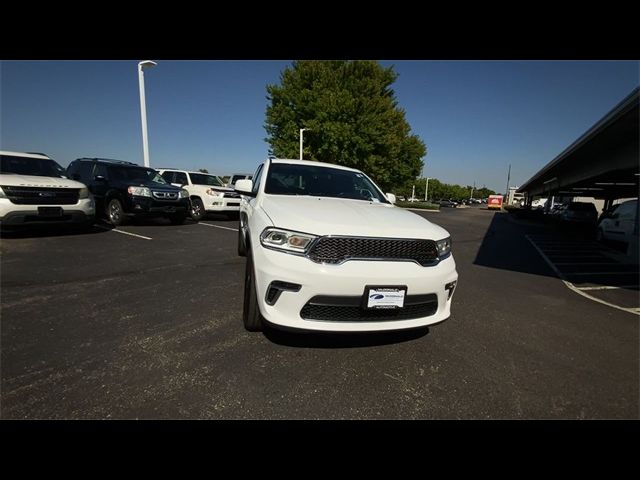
[617,201,637,242]
[172,172,188,188]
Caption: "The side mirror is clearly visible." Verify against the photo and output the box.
[386,193,396,204]
[235,179,254,196]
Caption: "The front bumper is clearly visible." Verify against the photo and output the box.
[204,196,241,213]
[126,196,189,216]
[252,245,458,332]
[0,198,95,226]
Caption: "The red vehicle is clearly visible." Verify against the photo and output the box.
[487,195,504,210]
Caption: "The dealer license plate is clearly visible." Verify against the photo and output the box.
[364,286,407,309]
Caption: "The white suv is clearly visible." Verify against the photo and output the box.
[236,159,458,332]
[0,151,95,229]
[158,169,241,220]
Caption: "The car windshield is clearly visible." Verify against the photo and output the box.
[264,162,389,203]
[0,155,66,178]
[109,166,167,185]
[189,173,224,187]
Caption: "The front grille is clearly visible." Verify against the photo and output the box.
[1,186,79,205]
[151,191,178,201]
[307,236,439,266]
[300,294,438,322]
[223,192,240,199]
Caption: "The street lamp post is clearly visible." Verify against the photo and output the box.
[299,128,310,160]
[424,177,430,202]
[138,60,157,168]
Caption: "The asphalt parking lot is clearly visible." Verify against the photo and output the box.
[1,207,638,419]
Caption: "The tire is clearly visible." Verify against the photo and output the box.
[107,198,126,226]
[190,198,205,222]
[169,214,187,225]
[243,247,263,332]
[238,225,247,257]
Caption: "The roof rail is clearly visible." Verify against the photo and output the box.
[76,157,138,165]
[25,151,49,156]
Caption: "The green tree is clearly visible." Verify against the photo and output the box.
[265,60,426,191]
[198,168,209,174]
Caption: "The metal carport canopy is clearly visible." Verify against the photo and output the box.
[518,87,639,201]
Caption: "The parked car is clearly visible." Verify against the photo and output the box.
[235,158,458,333]
[227,173,253,189]
[439,200,458,208]
[597,199,638,244]
[0,150,95,229]
[158,168,241,221]
[66,158,189,226]
[561,202,598,225]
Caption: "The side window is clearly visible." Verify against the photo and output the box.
[252,164,264,194]
[174,172,188,185]
[67,162,79,180]
[77,162,94,184]
[617,202,634,219]
[161,171,175,183]
[94,164,108,179]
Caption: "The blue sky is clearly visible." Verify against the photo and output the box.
[1,60,637,192]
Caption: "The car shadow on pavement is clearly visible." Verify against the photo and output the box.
[0,223,111,239]
[262,325,430,348]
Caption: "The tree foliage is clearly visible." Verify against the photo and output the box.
[400,177,496,202]
[265,60,426,191]
[197,168,209,173]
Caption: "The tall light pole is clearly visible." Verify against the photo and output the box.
[138,60,157,167]
[424,177,430,202]
[299,128,310,160]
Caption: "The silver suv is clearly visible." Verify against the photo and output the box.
[0,151,95,229]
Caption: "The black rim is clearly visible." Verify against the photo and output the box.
[109,201,121,223]
[191,201,202,218]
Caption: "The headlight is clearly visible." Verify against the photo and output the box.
[260,228,317,254]
[436,236,451,258]
[0,187,6,199]
[127,186,152,197]
[78,187,90,199]
[205,188,222,197]
[180,189,189,198]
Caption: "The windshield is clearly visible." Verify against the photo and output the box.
[1,155,66,178]
[190,173,224,187]
[109,166,167,185]
[264,163,389,203]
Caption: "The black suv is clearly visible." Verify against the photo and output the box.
[66,158,190,226]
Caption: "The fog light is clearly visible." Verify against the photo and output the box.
[445,281,457,300]
[266,281,302,306]
[134,204,142,210]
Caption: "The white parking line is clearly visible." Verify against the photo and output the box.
[198,222,239,232]
[525,234,639,316]
[94,224,152,240]
[577,285,639,291]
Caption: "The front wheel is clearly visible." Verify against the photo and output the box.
[243,249,263,332]
[190,198,205,221]
[107,198,126,226]
[238,226,246,257]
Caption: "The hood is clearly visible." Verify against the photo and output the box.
[0,174,87,189]
[261,195,450,240]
